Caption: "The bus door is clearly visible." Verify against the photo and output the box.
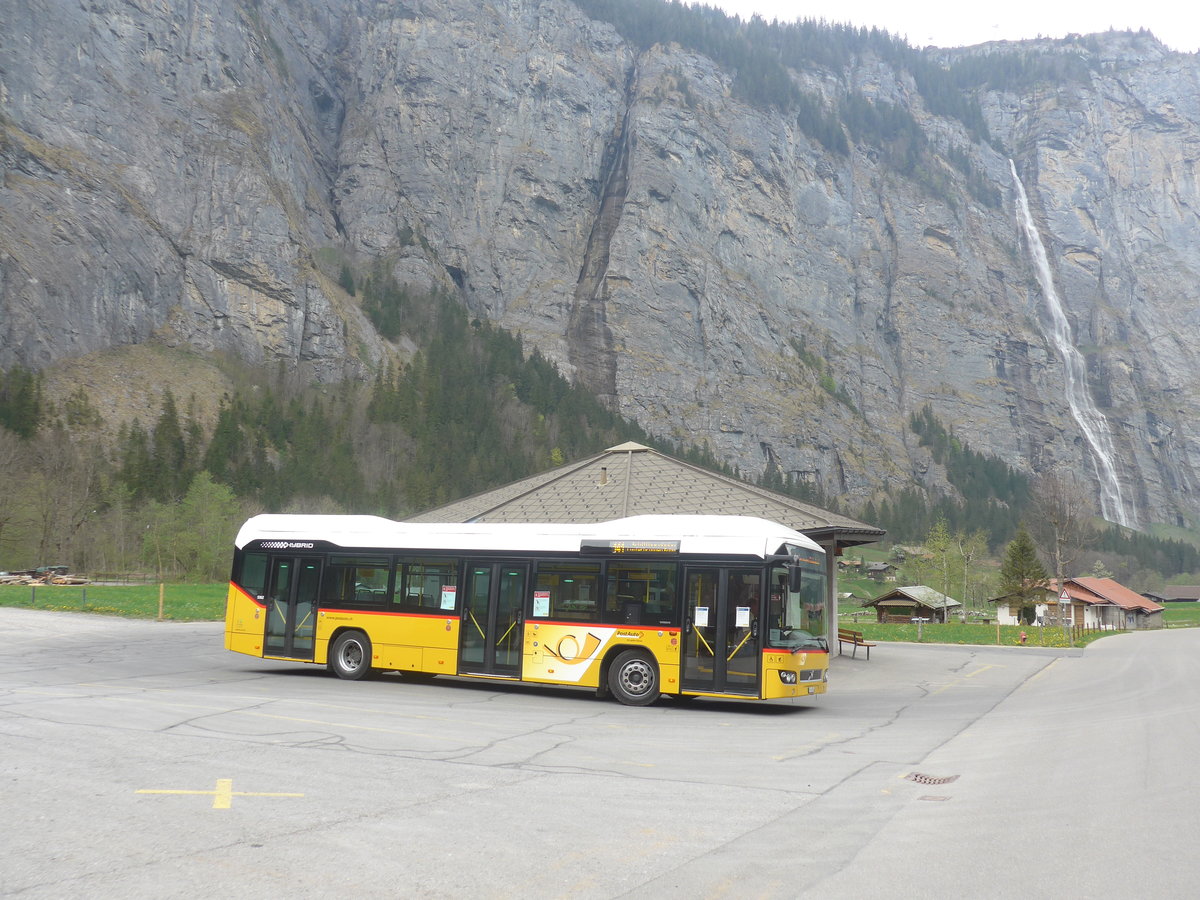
[682,567,762,695]
[263,556,322,660]
[460,561,527,677]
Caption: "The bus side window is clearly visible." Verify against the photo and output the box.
[534,562,601,622]
[605,563,677,626]
[323,556,390,608]
[395,558,459,612]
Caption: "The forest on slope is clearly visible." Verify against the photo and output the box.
[0,279,730,580]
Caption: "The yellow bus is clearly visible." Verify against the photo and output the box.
[225,514,828,705]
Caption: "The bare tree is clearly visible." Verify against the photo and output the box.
[24,427,103,568]
[955,529,989,621]
[0,429,33,566]
[925,518,955,600]
[1028,469,1097,638]
[1028,469,1097,586]
[900,551,937,591]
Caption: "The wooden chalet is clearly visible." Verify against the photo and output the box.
[864,585,962,623]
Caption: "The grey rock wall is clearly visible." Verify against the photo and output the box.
[0,0,384,379]
[3,0,1199,528]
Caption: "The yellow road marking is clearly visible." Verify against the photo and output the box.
[965,664,1000,678]
[137,778,303,809]
[705,877,736,898]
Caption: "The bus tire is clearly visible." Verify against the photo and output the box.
[608,650,659,706]
[329,631,373,681]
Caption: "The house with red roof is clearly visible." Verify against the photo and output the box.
[990,577,1164,630]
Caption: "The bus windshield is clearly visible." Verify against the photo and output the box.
[766,558,827,651]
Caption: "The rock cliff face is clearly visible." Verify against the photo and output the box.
[3,0,1199,528]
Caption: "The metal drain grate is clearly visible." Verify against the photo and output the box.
[906,772,960,786]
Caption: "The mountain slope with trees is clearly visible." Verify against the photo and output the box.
[0,283,686,578]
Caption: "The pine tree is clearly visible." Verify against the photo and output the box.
[998,527,1049,622]
[150,390,189,501]
[0,366,43,438]
[203,397,243,487]
[118,420,154,504]
[338,263,356,296]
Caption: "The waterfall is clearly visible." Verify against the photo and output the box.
[1009,160,1133,527]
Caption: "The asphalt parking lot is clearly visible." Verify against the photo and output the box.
[1,608,1197,898]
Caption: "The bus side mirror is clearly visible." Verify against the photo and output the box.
[787,564,803,594]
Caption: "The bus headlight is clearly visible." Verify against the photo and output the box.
[779,670,797,685]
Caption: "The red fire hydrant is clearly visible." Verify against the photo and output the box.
[1019,631,1028,644]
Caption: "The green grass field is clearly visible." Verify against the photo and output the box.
[0,583,228,621]
[840,619,1110,648]
[1162,604,1200,627]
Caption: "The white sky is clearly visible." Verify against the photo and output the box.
[699,1,1200,53]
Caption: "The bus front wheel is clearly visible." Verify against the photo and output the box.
[608,650,659,706]
[329,631,373,681]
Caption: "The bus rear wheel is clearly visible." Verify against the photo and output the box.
[608,650,659,706]
[329,631,373,681]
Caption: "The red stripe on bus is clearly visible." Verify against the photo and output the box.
[231,582,264,608]
[318,607,460,619]
[531,620,681,633]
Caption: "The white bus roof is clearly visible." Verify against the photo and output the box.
[235,513,824,560]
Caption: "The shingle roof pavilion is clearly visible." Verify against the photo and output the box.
[409,442,884,550]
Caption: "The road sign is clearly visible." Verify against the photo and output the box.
[1059,589,1070,603]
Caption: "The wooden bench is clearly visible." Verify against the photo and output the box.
[837,628,876,660]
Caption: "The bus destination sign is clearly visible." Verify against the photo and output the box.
[580,539,681,555]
